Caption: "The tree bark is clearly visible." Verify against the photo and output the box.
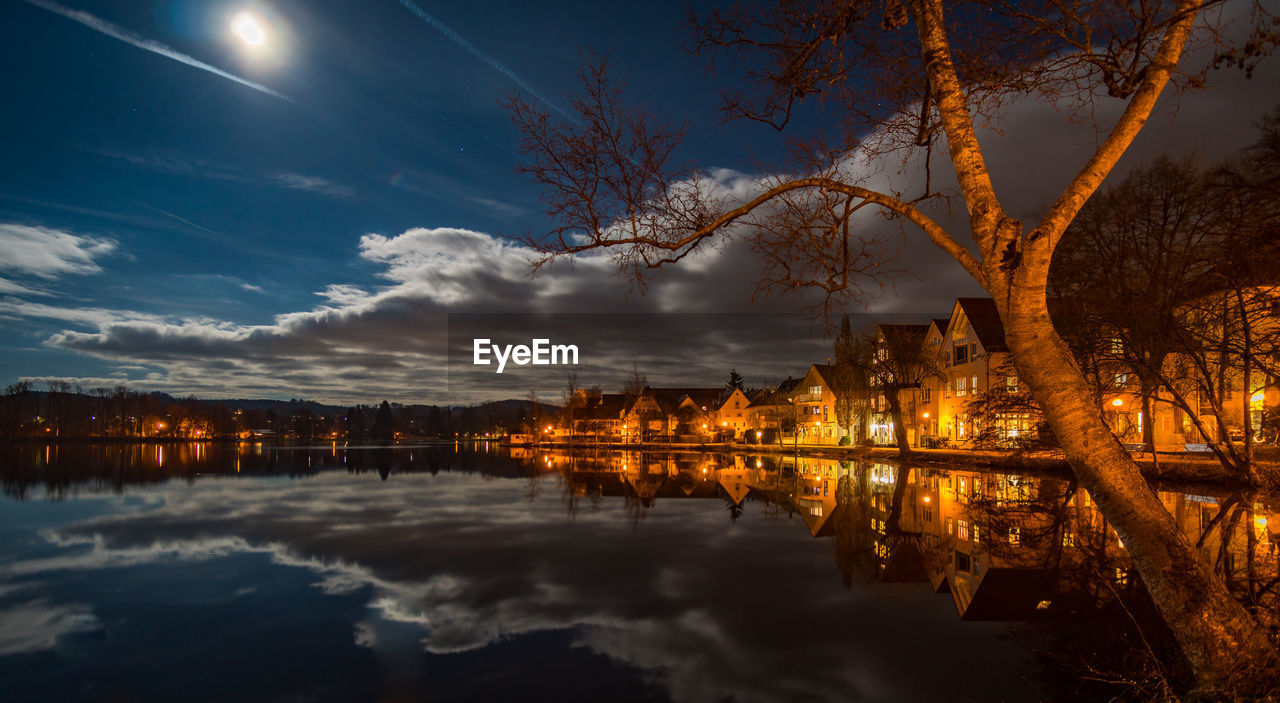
[997,284,1278,687]
[885,387,912,459]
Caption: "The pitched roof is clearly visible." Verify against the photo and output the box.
[578,393,628,421]
[810,363,838,387]
[955,297,1008,352]
[746,378,801,408]
[632,387,725,413]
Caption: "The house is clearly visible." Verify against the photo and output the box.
[621,387,726,441]
[915,318,951,443]
[713,387,753,438]
[744,378,800,442]
[573,393,630,440]
[921,298,1023,446]
[868,323,931,447]
[789,364,844,445]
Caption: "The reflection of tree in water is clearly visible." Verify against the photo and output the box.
[827,461,1280,698]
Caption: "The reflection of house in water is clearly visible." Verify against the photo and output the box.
[890,466,1279,622]
[513,450,1278,627]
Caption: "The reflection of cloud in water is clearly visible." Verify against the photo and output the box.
[11,472,1031,702]
[0,600,100,655]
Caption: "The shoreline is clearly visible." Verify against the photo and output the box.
[527,440,1266,488]
[2,436,1265,487]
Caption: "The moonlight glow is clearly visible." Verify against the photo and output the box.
[231,12,266,47]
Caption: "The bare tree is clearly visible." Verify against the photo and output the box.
[832,313,872,443]
[835,323,936,456]
[505,0,1280,685]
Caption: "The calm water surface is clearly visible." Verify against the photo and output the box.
[0,442,1274,702]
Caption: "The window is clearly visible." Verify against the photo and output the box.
[945,380,952,398]
[955,377,967,397]
[970,342,978,358]
[923,507,933,523]
[956,551,972,572]
[809,385,821,396]
[921,386,931,402]
[954,344,969,364]
[1062,530,1076,547]
[1008,526,1021,545]
[946,516,954,535]
[957,519,970,540]
[1114,567,1129,586]
[1005,375,1018,392]
[972,522,981,543]
[944,350,952,367]
[822,404,829,421]
[971,376,979,394]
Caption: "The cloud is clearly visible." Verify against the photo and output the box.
[271,173,355,198]
[19,0,292,103]
[0,224,117,278]
[17,28,1280,403]
[0,277,52,297]
[240,283,265,293]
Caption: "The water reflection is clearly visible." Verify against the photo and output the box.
[0,443,1275,701]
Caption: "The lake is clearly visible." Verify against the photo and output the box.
[0,442,1274,702]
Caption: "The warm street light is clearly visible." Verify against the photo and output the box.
[922,412,930,419]
[1112,398,1124,407]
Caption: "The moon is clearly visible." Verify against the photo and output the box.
[231,12,266,47]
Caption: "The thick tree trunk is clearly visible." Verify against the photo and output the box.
[998,287,1278,687]
[885,388,912,458]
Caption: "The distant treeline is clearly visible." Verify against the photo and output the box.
[0,380,556,440]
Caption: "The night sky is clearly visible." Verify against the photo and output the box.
[1,0,1276,404]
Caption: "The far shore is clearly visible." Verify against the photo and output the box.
[3,436,1273,488]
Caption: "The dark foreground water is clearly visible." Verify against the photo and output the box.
[0,442,1275,702]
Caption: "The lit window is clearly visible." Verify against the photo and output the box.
[957,519,970,541]
[1114,567,1129,586]
[946,516,954,535]
[1008,526,1021,545]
